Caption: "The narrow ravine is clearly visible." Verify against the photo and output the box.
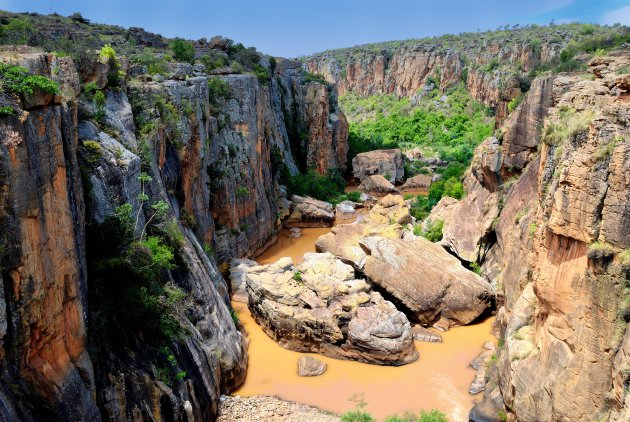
[232,224,495,422]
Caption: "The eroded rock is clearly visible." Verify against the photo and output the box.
[352,149,404,184]
[297,356,327,377]
[244,253,418,365]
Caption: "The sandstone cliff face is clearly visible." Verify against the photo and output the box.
[306,39,566,123]
[468,52,630,422]
[0,53,100,420]
[0,42,347,421]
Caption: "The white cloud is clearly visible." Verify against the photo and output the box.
[601,5,630,25]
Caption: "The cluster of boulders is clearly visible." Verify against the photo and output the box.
[351,148,447,195]
[231,192,494,369]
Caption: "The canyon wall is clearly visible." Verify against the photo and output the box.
[305,38,566,123]
[0,40,347,421]
[453,52,630,422]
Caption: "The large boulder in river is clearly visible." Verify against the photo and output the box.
[286,195,335,227]
[365,194,411,225]
[316,223,402,269]
[352,149,404,184]
[359,237,493,327]
[358,174,398,195]
[244,253,418,365]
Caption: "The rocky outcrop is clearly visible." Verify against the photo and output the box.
[358,174,398,194]
[316,223,402,269]
[360,237,494,327]
[364,194,412,225]
[470,52,630,422]
[352,149,404,184]
[0,53,100,421]
[0,20,349,418]
[218,395,340,422]
[244,254,419,365]
[286,196,335,228]
[402,173,432,191]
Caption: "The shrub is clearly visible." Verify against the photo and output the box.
[99,44,124,87]
[132,50,169,75]
[587,242,616,260]
[208,77,230,113]
[81,140,103,164]
[542,108,595,146]
[304,72,328,85]
[420,219,444,242]
[508,93,525,113]
[199,52,229,72]
[229,43,261,69]
[347,191,362,202]
[0,106,15,116]
[281,168,346,204]
[593,135,622,162]
[341,411,375,422]
[383,410,448,422]
[253,63,270,86]
[236,186,250,197]
[0,17,33,45]
[171,39,195,64]
[0,63,60,97]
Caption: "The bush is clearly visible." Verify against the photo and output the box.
[0,17,33,45]
[0,106,15,116]
[383,410,448,422]
[132,50,169,75]
[419,219,444,242]
[587,242,616,260]
[253,63,270,86]
[81,140,103,164]
[99,44,124,87]
[347,191,362,202]
[281,168,346,204]
[0,63,60,97]
[508,93,525,113]
[542,108,595,146]
[199,52,229,72]
[171,39,195,64]
[304,72,328,85]
[340,411,375,422]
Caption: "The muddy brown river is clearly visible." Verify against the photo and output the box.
[233,225,495,421]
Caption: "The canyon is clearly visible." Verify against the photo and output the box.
[0,10,629,422]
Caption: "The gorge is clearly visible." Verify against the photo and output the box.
[0,9,629,422]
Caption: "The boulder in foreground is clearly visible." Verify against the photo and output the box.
[360,237,494,327]
[244,253,419,365]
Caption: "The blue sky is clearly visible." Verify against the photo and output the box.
[1,0,629,57]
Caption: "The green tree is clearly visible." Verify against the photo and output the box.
[171,39,195,64]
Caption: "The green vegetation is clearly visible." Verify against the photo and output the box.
[99,44,124,87]
[80,140,104,164]
[199,51,229,72]
[0,62,60,97]
[508,93,525,113]
[587,241,617,259]
[0,17,33,45]
[542,107,595,146]
[341,394,375,422]
[131,50,169,75]
[170,39,195,64]
[292,271,303,282]
[342,85,491,210]
[281,168,347,205]
[498,409,508,422]
[208,77,230,114]
[93,90,106,123]
[87,171,190,352]
[0,106,15,116]
[414,219,444,242]
[304,71,328,85]
[383,410,448,422]
[236,186,250,197]
[594,135,622,161]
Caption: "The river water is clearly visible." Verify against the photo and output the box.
[232,225,495,421]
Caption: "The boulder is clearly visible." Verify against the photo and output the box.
[358,174,398,195]
[230,259,258,303]
[423,196,458,231]
[245,253,418,365]
[297,356,327,377]
[286,196,335,228]
[316,223,402,269]
[411,325,443,343]
[365,194,411,225]
[402,174,432,191]
[470,343,497,394]
[359,237,494,327]
[352,149,404,184]
[167,62,193,80]
[335,200,356,215]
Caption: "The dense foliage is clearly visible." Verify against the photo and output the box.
[342,84,492,209]
[281,168,351,205]
[0,62,60,96]
[170,39,195,64]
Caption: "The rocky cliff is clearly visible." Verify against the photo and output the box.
[305,25,628,124]
[0,13,347,420]
[441,51,630,422]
